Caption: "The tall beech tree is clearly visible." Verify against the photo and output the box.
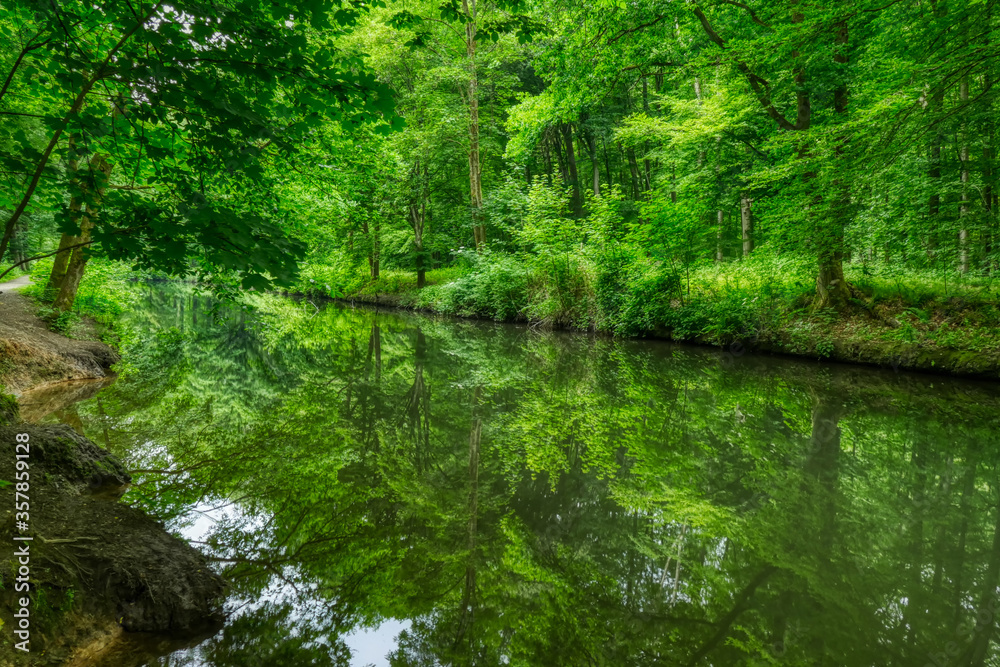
[386,0,545,252]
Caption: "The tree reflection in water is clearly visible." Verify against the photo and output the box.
[64,286,1000,667]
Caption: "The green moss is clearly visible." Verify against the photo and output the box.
[0,390,18,426]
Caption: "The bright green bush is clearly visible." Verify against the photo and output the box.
[293,251,368,298]
[523,252,594,327]
[618,262,683,334]
[421,252,531,319]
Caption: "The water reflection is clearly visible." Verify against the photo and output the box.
[58,285,1000,666]
[19,376,114,425]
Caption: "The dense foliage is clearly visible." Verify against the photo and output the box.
[0,0,393,302]
[3,0,999,331]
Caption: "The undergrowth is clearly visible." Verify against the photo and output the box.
[322,246,1000,357]
[21,258,143,343]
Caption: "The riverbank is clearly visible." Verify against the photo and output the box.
[302,258,1000,380]
[0,288,118,395]
[0,279,226,663]
[0,400,226,664]
[18,254,1000,381]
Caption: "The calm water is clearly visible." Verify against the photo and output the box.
[45,284,1000,666]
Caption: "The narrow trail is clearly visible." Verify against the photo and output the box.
[0,274,31,292]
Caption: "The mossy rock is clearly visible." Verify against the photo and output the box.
[11,424,132,496]
[0,423,226,663]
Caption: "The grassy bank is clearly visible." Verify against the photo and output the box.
[293,249,1000,379]
[19,252,1000,379]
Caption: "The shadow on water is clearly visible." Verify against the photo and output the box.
[49,283,1000,667]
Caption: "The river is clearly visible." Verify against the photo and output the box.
[31,283,1000,666]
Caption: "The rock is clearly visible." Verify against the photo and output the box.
[23,424,132,497]
[0,423,226,665]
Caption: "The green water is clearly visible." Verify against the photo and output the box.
[56,284,1000,666]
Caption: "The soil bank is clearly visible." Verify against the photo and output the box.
[0,290,117,396]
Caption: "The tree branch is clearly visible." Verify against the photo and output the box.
[606,13,668,45]
[0,2,164,262]
[0,241,93,282]
[690,4,799,131]
[715,0,772,29]
[0,34,52,105]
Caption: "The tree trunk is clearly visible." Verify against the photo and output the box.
[47,136,85,296]
[561,123,581,214]
[815,19,852,310]
[579,112,600,197]
[625,144,641,199]
[47,232,81,295]
[554,130,569,185]
[409,160,429,288]
[642,77,653,191]
[53,153,112,312]
[590,134,600,196]
[985,129,994,274]
[928,85,944,259]
[923,0,949,262]
[815,227,851,315]
[741,195,754,256]
[542,135,552,185]
[959,73,970,273]
[602,137,613,190]
[410,189,427,289]
[372,218,381,280]
[412,210,426,289]
[463,0,485,251]
[715,209,724,262]
[695,77,706,167]
[715,135,723,262]
[987,8,996,273]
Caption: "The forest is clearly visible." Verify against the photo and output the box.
[4,2,1000,665]
[1,0,999,369]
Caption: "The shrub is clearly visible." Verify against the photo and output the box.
[523,252,594,327]
[618,261,682,334]
[593,251,631,329]
[427,252,531,320]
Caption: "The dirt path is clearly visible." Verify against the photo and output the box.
[0,289,118,394]
[0,274,31,292]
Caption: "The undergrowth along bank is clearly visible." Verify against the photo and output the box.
[19,252,1000,379]
[293,247,1000,378]
[19,258,144,344]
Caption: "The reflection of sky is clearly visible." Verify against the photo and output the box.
[172,498,244,542]
[165,500,408,666]
[345,619,410,667]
